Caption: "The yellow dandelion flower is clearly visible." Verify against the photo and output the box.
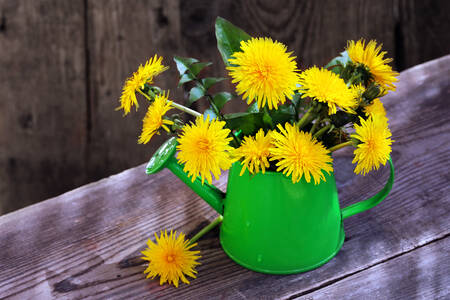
[227,37,300,110]
[177,116,233,184]
[138,92,174,144]
[233,129,273,176]
[269,123,333,184]
[364,98,388,122]
[351,115,393,175]
[141,230,200,288]
[347,39,399,91]
[298,67,357,114]
[118,55,168,115]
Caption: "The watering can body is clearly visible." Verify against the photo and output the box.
[221,163,344,273]
[147,137,394,274]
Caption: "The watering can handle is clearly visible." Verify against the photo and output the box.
[341,156,395,219]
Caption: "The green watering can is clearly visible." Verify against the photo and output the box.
[147,137,395,274]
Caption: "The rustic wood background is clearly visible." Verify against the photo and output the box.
[0,0,449,214]
[0,55,448,299]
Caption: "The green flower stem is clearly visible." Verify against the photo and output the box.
[328,140,353,152]
[189,215,224,245]
[206,94,223,120]
[297,106,314,129]
[206,93,241,146]
[138,89,202,118]
[310,118,320,135]
[313,124,332,139]
[194,78,224,121]
[170,102,202,118]
[192,78,241,145]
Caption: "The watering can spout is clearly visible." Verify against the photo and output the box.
[146,137,225,215]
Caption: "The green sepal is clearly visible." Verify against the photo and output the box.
[215,17,251,66]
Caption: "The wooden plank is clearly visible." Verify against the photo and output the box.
[3,0,450,216]
[0,0,87,214]
[0,55,448,299]
[86,0,187,181]
[396,0,450,70]
[296,236,450,300]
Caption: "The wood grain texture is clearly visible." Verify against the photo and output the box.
[0,56,449,299]
[0,0,87,213]
[296,236,450,300]
[2,0,450,214]
[86,0,187,181]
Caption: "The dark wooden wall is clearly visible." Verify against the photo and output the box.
[0,0,449,214]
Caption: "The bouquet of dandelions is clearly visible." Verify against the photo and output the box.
[117,17,397,287]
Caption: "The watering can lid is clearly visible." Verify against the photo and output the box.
[146,137,178,174]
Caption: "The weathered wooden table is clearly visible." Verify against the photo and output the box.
[1,56,449,299]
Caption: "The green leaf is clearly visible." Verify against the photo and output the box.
[173,56,199,75]
[190,62,212,76]
[246,102,259,113]
[212,92,232,110]
[276,103,296,115]
[325,51,351,74]
[224,112,264,136]
[201,77,226,90]
[178,73,194,87]
[224,109,295,135]
[203,108,217,120]
[263,110,273,127]
[269,108,296,126]
[188,86,205,105]
[291,93,301,108]
[215,17,251,66]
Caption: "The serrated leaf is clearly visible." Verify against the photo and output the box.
[188,86,205,105]
[201,77,226,90]
[173,56,199,75]
[178,73,194,87]
[215,17,251,66]
[212,92,232,110]
[190,62,212,76]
